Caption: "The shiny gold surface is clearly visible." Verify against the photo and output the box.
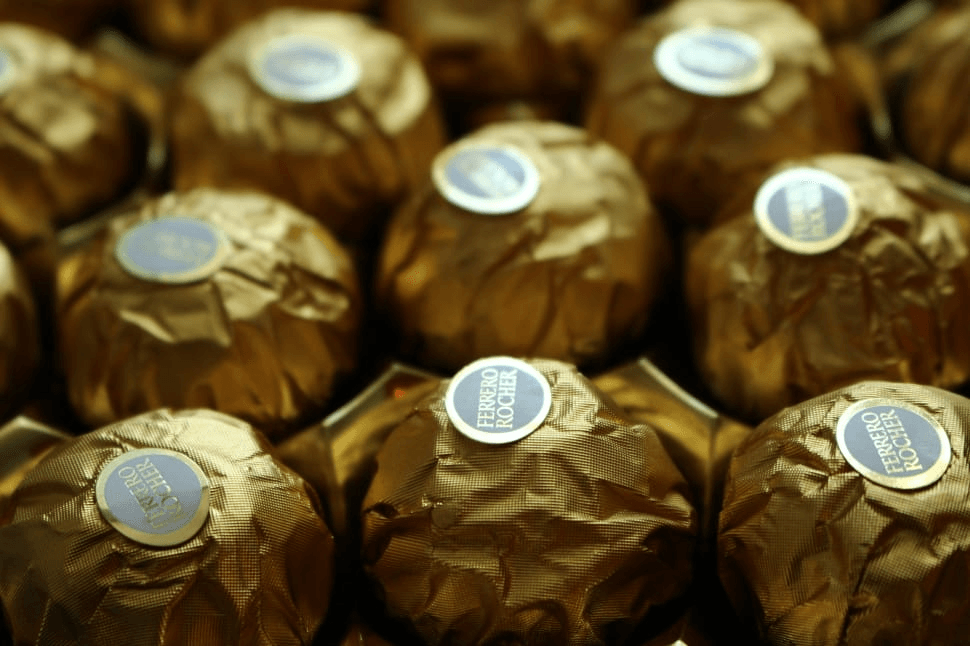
[586,0,861,226]
[362,358,697,646]
[687,154,970,422]
[0,409,334,645]
[171,9,445,242]
[377,120,668,373]
[57,188,361,438]
[0,242,39,421]
[0,416,70,523]
[719,382,970,645]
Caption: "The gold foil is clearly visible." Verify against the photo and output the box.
[687,153,970,423]
[586,0,861,227]
[0,416,70,523]
[0,242,39,421]
[0,408,334,645]
[753,0,889,36]
[339,621,395,646]
[362,358,697,646]
[384,0,638,102]
[56,188,361,438]
[377,121,669,373]
[171,9,446,242]
[719,381,970,645]
[131,0,372,59]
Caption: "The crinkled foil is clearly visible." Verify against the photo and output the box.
[131,0,371,59]
[377,121,669,374]
[0,416,70,523]
[687,153,970,423]
[171,9,446,242]
[0,409,334,645]
[586,0,861,227]
[362,358,697,646]
[719,381,970,645]
[384,0,637,102]
[883,4,970,186]
[0,242,39,420]
[0,0,116,41]
[56,188,361,438]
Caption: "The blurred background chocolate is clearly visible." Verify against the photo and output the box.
[362,357,696,646]
[719,381,970,645]
[376,120,668,374]
[0,0,119,41]
[687,154,970,422]
[586,0,861,228]
[761,0,890,36]
[0,242,39,421]
[0,408,334,645]
[57,189,361,438]
[170,9,445,242]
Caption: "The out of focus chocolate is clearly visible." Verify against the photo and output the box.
[362,357,696,645]
[130,0,371,59]
[719,381,970,644]
[884,4,970,185]
[0,408,334,645]
[171,9,445,242]
[377,120,668,373]
[56,188,361,438]
[0,242,39,420]
[586,0,860,227]
[0,0,116,40]
[687,154,970,422]
[384,0,637,103]
[764,0,889,35]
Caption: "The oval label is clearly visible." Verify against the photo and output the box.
[115,217,230,284]
[95,448,211,547]
[432,145,541,215]
[654,26,774,97]
[445,357,552,444]
[835,399,951,490]
[754,167,859,255]
[250,35,360,103]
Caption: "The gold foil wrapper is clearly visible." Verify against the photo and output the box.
[719,381,970,645]
[362,358,697,646]
[687,153,970,422]
[0,416,70,523]
[56,188,361,438]
[377,121,669,373]
[0,408,334,645]
[384,0,638,101]
[751,0,889,36]
[171,9,446,242]
[0,241,39,420]
[131,0,371,59]
[586,0,861,227]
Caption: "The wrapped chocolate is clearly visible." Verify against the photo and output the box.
[171,9,445,242]
[586,0,860,227]
[687,154,970,422]
[376,120,668,373]
[0,242,39,420]
[130,0,371,59]
[0,408,334,645]
[0,416,70,522]
[56,188,361,437]
[762,0,889,36]
[719,381,970,645]
[362,357,697,645]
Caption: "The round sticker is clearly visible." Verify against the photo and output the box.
[653,26,774,97]
[250,34,360,103]
[115,217,230,284]
[96,448,210,547]
[753,168,859,255]
[432,145,541,215]
[835,399,951,490]
[445,357,552,445]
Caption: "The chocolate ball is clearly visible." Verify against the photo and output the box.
[586,0,860,226]
[719,381,970,645]
[687,154,970,422]
[0,408,334,645]
[376,120,668,373]
[56,188,361,437]
[171,9,445,242]
[362,357,696,646]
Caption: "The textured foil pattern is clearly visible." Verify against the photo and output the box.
[0,416,70,523]
[56,188,361,437]
[687,153,970,422]
[171,9,445,241]
[586,0,860,226]
[0,242,39,421]
[0,409,334,645]
[384,0,637,101]
[719,381,970,645]
[362,358,697,646]
[377,121,668,373]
